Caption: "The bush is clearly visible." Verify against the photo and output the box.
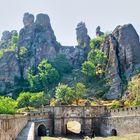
[0,96,17,114]
[17,92,47,108]
[55,84,74,105]
[81,61,96,79]
[124,73,140,107]
[28,59,60,92]
[90,35,106,49]
[110,100,123,109]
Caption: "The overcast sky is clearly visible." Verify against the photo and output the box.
[0,0,140,45]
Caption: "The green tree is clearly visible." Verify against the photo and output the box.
[29,92,47,107]
[81,61,96,79]
[17,92,31,108]
[0,96,17,114]
[51,54,72,75]
[73,83,86,105]
[81,49,107,79]
[55,84,74,105]
[90,35,106,49]
[124,73,140,106]
[88,49,107,67]
[17,92,48,108]
[28,59,60,92]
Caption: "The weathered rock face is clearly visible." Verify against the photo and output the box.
[60,22,90,67]
[18,13,59,78]
[0,30,18,49]
[76,22,90,50]
[0,13,91,94]
[113,24,140,79]
[23,13,34,27]
[102,24,140,99]
[0,51,20,93]
[18,13,58,58]
[59,46,85,67]
[0,12,140,99]
[102,35,122,99]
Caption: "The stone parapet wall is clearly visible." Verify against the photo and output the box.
[28,111,51,121]
[0,114,28,140]
[106,106,140,117]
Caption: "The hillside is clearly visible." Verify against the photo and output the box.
[0,12,140,103]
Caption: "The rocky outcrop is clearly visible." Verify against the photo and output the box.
[0,51,20,93]
[96,26,104,36]
[18,13,60,79]
[76,22,90,49]
[102,24,140,99]
[0,13,140,100]
[60,22,90,67]
[102,35,122,99]
[113,24,140,80]
[0,13,90,94]
[0,30,18,49]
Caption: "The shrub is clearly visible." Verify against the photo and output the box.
[55,84,74,105]
[110,100,123,109]
[90,35,106,49]
[28,59,60,92]
[17,92,47,108]
[0,96,17,114]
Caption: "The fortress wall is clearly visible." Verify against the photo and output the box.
[106,106,140,117]
[28,111,51,121]
[0,114,28,140]
[100,116,140,136]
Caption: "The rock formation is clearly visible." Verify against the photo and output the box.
[0,51,20,93]
[60,22,90,67]
[96,26,104,36]
[0,30,18,49]
[0,13,140,99]
[102,24,140,99]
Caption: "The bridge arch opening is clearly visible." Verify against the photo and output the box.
[38,124,46,136]
[111,129,117,136]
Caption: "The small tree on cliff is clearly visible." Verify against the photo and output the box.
[55,84,74,105]
[81,61,96,80]
[73,83,86,105]
[81,49,107,80]
[28,59,60,92]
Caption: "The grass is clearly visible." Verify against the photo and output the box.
[41,133,140,140]
[94,133,140,140]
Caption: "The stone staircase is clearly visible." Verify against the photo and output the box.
[16,121,35,140]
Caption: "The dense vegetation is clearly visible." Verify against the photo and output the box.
[0,33,140,114]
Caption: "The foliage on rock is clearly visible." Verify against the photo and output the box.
[28,59,60,92]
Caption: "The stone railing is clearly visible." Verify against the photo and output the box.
[28,111,52,121]
[0,114,28,140]
[105,106,140,117]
